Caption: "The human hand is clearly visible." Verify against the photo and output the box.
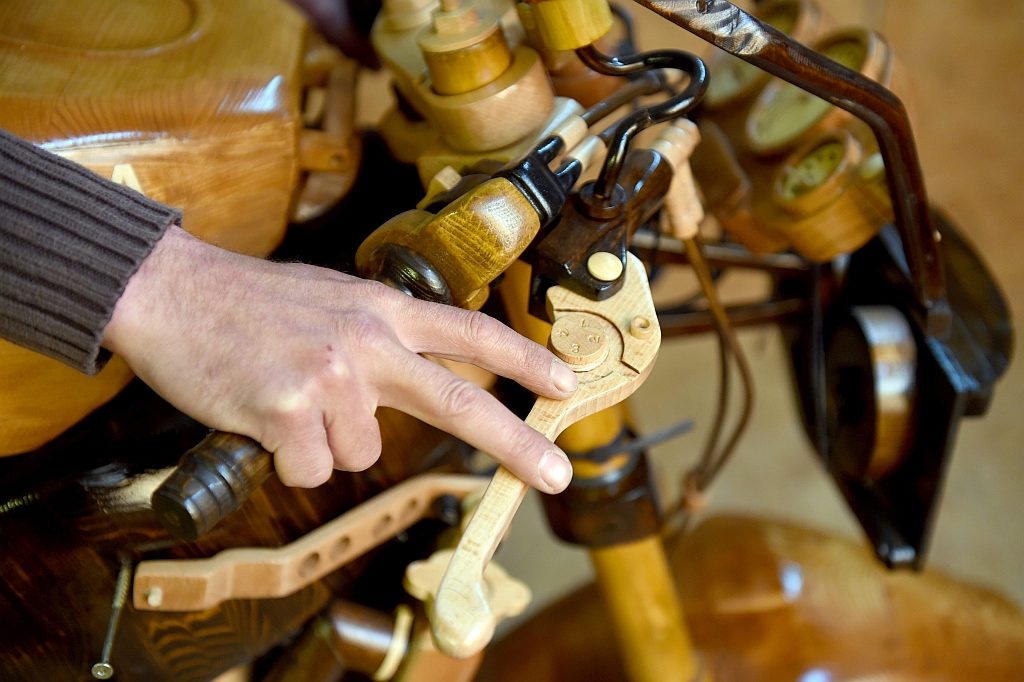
[102,226,576,492]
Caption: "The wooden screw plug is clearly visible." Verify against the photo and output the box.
[429,253,661,657]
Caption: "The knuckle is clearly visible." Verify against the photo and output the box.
[276,449,333,488]
[436,378,482,420]
[362,279,406,310]
[265,401,312,434]
[499,421,543,460]
[329,411,383,472]
[461,310,502,347]
[337,440,382,472]
[513,338,546,373]
[342,310,389,351]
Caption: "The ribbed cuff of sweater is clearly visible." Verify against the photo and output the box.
[0,129,182,374]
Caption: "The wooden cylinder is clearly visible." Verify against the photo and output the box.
[263,600,398,682]
[590,537,708,682]
[325,600,397,674]
[151,432,272,541]
[422,29,512,96]
[521,0,614,52]
[770,130,890,261]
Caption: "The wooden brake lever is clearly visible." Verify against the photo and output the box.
[430,253,661,657]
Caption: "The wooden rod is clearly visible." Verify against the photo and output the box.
[590,536,708,682]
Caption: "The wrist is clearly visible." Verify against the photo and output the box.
[102,224,210,358]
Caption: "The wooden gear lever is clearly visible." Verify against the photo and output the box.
[430,253,661,658]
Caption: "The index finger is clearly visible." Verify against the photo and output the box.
[391,303,578,399]
[379,349,573,495]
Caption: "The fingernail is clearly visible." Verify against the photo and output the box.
[549,359,578,394]
[538,449,572,492]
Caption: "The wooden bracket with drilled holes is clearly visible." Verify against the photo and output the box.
[132,474,486,612]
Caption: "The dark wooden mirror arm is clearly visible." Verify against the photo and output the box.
[629,0,950,337]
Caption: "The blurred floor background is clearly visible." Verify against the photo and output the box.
[358,0,1024,630]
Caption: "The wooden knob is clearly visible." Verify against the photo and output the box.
[405,548,530,659]
[151,432,273,541]
[549,312,612,371]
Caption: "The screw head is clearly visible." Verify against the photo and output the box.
[91,662,114,679]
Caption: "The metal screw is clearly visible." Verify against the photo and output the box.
[91,560,133,679]
[90,663,114,680]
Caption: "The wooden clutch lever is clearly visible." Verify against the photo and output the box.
[430,253,661,658]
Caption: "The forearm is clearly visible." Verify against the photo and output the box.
[0,129,180,373]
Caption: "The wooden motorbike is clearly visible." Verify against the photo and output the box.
[0,0,1021,680]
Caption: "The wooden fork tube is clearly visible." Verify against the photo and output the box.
[591,537,707,682]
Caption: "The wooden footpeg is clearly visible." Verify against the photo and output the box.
[430,253,661,657]
[132,474,485,612]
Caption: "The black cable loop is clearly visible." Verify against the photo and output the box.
[576,44,708,205]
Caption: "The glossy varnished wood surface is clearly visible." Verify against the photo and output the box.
[0,388,451,681]
[0,0,308,455]
[480,515,1024,681]
[493,0,1024,638]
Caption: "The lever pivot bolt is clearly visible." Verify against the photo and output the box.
[550,313,612,371]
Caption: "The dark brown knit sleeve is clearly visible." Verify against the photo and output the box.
[0,129,182,374]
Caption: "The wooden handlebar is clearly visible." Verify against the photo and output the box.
[151,432,273,541]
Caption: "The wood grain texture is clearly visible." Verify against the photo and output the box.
[591,537,706,682]
[418,45,556,153]
[691,19,913,265]
[405,547,532,658]
[0,0,308,455]
[134,474,486,612]
[0,397,452,681]
[743,27,895,156]
[430,253,661,657]
[356,177,541,310]
[372,4,556,153]
[292,45,362,223]
[526,0,615,52]
[769,128,890,260]
[479,516,1024,682]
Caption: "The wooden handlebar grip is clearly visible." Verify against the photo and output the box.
[151,432,273,541]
